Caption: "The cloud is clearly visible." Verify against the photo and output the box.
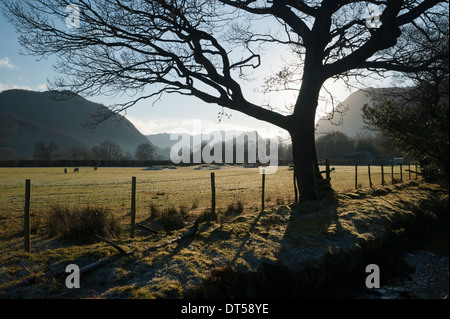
[0,57,17,69]
[127,116,283,138]
[0,83,48,92]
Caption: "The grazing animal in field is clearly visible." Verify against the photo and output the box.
[94,166,98,171]
[73,167,79,172]
[64,168,67,174]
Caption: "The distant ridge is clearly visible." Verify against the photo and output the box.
[315,87,413,138]
[0,89,150,159]
[146,130,255,149]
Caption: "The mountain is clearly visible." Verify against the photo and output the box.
[146,130,255,149]
[315,88,376,138]
[0,89,150,159]
[315,87,413,139]
[146,133,181,150]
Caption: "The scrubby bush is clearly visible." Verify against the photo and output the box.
[148,204,189,231]
[149,203,162,220]
[45,205,121,244]
[225,195,245,215]
[162,206,188,231]
[198,208,218,223]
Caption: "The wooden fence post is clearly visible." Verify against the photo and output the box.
[381,164,385,186]
[355,162,358,189]
[24,179,31,253]
[391,164,394,184]
[211,172,216,215]
[400,164,403,183]
[408,163,411,180]
[130,176,136,238]
[261,169,265,211]
[368,163,372,188]
[325,159,330,182]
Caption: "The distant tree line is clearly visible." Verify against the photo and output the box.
[263,131,400,164]
[30,140,158,161]
[179,132,399,165]
[0,133,400,164]
[0,159,178,168]
[185,134,284,165]
[314,131,401,162]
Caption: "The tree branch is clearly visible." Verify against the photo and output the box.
[360,52,449,73]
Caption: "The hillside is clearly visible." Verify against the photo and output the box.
[315,87,413,139]
[0,89,150,159]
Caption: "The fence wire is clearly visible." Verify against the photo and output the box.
[0,163,421,237]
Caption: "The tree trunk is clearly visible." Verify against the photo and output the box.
[290,123,322,201]
[289,67,326,201]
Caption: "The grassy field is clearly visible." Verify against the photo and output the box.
[0,164,416,237]
[2,163,444,299]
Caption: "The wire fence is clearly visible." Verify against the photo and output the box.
[0,161,422,242]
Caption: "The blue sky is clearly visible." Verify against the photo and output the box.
[0,10,360,139]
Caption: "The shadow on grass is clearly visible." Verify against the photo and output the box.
[186,185,447,299]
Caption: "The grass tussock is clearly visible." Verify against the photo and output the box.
[148,194,248,230]
[197,195,246,223]
[45,205,121,244]
[163,206,188,231]
[224,195,246,215]
[148,204,189,231]
[225,200,245,215]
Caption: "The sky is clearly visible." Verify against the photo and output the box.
[0,6,368,140]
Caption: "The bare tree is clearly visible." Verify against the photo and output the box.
[316,132,354,159]
[0,132,16,160]
[92,140,123,160]
[135,142,157,161]
[69,146,95,160]
[33,140,59,161]
[2,0,448,200]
